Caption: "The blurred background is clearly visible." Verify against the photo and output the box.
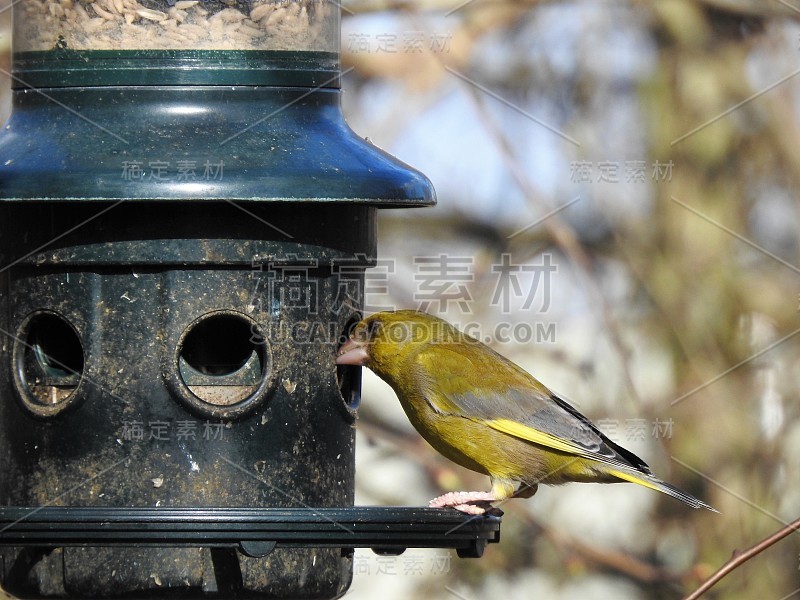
[337,1,800,598]
[1,1,800,598]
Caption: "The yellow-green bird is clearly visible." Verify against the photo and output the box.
[336,310,715,514]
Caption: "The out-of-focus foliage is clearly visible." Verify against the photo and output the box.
[340,1,800,599]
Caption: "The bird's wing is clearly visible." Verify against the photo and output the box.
[415,345,652,474]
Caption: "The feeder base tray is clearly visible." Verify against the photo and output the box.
[0,506,501,559]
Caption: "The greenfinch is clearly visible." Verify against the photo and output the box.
[336,310,714,514]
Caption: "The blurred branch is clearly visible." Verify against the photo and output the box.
[454,80,642,410]
[534,516,680,585]
[682,516,800,600]
[697,0,800,18]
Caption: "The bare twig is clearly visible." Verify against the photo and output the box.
[458,84,642,410]
[539,522,679,585]
[682,516,800,600]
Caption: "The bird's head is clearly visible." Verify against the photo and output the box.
[336,310,466,379]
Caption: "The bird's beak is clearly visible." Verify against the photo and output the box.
[336,338,370,366]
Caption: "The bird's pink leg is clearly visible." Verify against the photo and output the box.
[428,491,497,515]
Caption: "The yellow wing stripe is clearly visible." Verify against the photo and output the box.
[603,468,662,493]
[486,419,657,484]
[485,418,588,456]
[486,418,715,509]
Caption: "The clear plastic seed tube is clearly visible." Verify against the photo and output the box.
[14,0,339,51]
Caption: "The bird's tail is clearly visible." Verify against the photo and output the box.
[606,468,718,512]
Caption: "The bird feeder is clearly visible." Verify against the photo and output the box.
[0,1,500,598]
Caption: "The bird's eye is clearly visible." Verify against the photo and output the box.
[366,319,380,337]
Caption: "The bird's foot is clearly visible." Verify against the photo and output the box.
[429,491,497,515]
